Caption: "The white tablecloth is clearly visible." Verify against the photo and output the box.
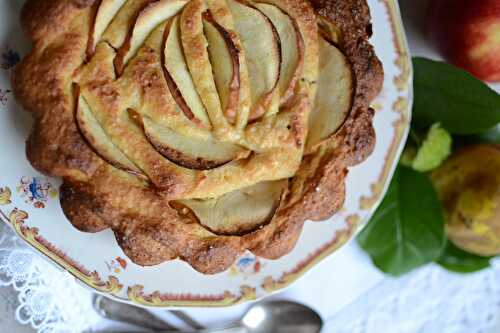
[1,0,500,332]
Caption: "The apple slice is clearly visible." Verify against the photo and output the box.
[163,17,211,127]
[114,0,188,74]
[177,180,287,235]
[317,16,342,45]
[307,36,354,149]
[142,116,249,170]
[205,0,252,129]
[76,94,143,176]
[88,0,127,55]
[254,3,304,105]
[180,0,231,133]
[227,0,281,120]
[101,0,151,49]
[202,11,240,123]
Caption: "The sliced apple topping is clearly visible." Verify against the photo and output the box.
[205,0,252,129]
[254,3,304,105]
[76,94,143,176]
[101,0,151,49]
[307,36,354,150]
[114,0,188,74]
[203,11,240,123]
[318,16,342,45]
[142,117,249,170]
[227,0,281,120]
[180,0,230,133]
[88,0,127,55]
[163,17,211,127]
[177,180,287,235]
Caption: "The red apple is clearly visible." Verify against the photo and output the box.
[428,0,500,82]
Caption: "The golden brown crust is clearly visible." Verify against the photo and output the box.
[310,0,383,105]
[13,4,102,180]
[13,0,382,274]
[60,181,109,233]
[20,0,97,42]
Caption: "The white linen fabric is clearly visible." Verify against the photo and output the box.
[323,261,500,333]
[1,220,499,333]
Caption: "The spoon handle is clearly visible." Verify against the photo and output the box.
[92,295,177,331]
[86,327,247,333]
[169,310,206,330]
[201,327,247,333]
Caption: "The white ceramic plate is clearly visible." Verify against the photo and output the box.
[0,0,412,308]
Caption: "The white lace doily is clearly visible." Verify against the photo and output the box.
[0,223,100,333]
[325,259,500,333]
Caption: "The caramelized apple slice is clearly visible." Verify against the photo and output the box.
[142,117,248,170]
[76,95,143,175]
[180,0,230,138]
[180,0,230,133]
[102,0,150,49]
[115,0,188,74]
[317,16,343,45]
[254,3,304,105]
[88,0,127,54]
[205,0,252,129]
[163,17,211,126]
[227,0,281,120]
[203,11,240,123]
[307,37,354,149]
[178,180,287,235]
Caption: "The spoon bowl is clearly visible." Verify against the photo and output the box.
[240,300,323,333]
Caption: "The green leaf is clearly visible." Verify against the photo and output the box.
[412,57,500,135]
[477,125,500,143]
[456,125,500,146]
[357,166,446,276]
[437,242,492,274]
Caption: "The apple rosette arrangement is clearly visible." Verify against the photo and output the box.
[12,0,382,273]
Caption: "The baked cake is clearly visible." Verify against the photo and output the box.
[12,0,383,274]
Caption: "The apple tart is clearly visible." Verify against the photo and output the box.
[13,0,383,273]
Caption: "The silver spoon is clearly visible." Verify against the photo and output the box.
[92,295,178,331]
[221,300,324,333]
[92,300,323,333]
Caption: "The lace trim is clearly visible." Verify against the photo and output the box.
[0,223,99,333]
